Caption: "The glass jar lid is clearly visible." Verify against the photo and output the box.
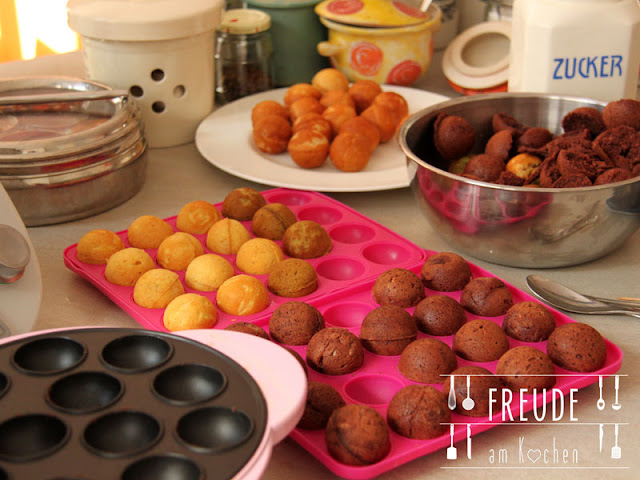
[314,0,430,28]
[218,8,272,35]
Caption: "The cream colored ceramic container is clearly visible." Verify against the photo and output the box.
[315,0,441,85]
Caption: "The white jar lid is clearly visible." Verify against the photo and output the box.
[67,0,224,41]
[218,8,271,35]
[442,20,511,92]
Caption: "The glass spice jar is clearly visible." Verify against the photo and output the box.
[215,8,274,105]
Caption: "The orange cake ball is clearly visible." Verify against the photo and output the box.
[235,238,284,275]
[176,200,221,235]
[216,274,270,315]
[289,96,324,123]
[292,114,333,141]
[156,232,204,271]
[206,218,251,255]
[329,132,372,172]
[311,68,349,94]
[77,229,124,265]
[339,116,380,153]
[222,187,266,221]
[253,114,291,154]
[163,293,217,331]
[251,100,289,127]
[282,220,332,258]
[288,129,330,169]
[104,248,155,287]
[268,258,318,297]
[127,215,174,249]
[133,268,184,309]
[320,90,355,109]
[284,83,322,107]
[361,103,398,143]
[322,103,357,136]
[348,79,382,113]
[185,254,234,291]
[373,91,409,125]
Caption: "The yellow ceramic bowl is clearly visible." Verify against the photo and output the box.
[316,4,441,86]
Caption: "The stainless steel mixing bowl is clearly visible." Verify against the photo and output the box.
[398,93,640,268]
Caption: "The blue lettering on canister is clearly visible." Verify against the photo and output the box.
[553,55,625,79]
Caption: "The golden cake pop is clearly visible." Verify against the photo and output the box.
[235,238,284,275]
[104,248,155,287]
[163,293,218,331]
[185,254,235,291]
[77,229,125,265]
[206,218,251,255]
[133,268,185,309]
[156,232,204,271]
[216,275,271,316]
[176,200,222,234]
[127,215,174,249]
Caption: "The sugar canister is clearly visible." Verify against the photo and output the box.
[508,0,640,101]
[215,9,274,105]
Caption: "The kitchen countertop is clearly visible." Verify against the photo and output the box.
[2,50,638,480]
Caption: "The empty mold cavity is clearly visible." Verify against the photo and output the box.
[330,224,376,244]
[152,101,166,114]
[153,364,226,405]
[48,371,123,413]
[362,243,411,265]
[316,257,365,281]
[83,411,161,457]
[122,455,202,480]
[344,375,404,405]
[323,302,370,329]
[173,85,186,98]
[0,372,8,399]
[176,406,253,453]
[0,414,69,462]
[12,337,86,375]
[297,207,342,225]
[267,191,311,206]
[101,334,172,372]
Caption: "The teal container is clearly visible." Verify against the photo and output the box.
[245,0,330,86]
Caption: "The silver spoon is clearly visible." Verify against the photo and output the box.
[0,224,30,284]
[526,275,640,318]
[462,375,475,411]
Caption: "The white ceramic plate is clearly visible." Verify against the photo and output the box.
[195,86,449,192]
[0,183,42,336]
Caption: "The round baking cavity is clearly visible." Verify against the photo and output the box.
[316,257,366,281]
[344,375,404,406]
[330,224,376,244]
[152,364,227,405]
[362,242,412,265]
[47,371,123,414]
[0,414,69,462]
[12,337,86,375]
[121,454,202,480]
[83,411,162,457]
[267,191,312,206]
[0,371,9,399]
[101,334,173,372]
[296,206,343,225]
[176,406,254,453]
[323,302,371,329]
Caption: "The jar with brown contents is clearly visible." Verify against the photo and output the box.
[215,9,274,105]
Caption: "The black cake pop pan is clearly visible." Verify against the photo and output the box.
[0,327,307,480]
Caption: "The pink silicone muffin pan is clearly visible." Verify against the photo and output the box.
[283,252,622,479]
[64,190,623,479]
[64,188,426,332]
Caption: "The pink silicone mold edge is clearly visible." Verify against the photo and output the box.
[283,251,623,479]
[63,188,426,332]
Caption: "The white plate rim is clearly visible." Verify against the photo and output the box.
[195,86,449,192]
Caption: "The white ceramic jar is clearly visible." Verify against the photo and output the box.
[508,0,640,101]
[68,0,223,148]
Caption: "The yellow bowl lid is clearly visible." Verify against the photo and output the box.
[315,0,430,27]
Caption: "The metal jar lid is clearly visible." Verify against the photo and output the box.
[218,8,272,35]
[0,77,148,226]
